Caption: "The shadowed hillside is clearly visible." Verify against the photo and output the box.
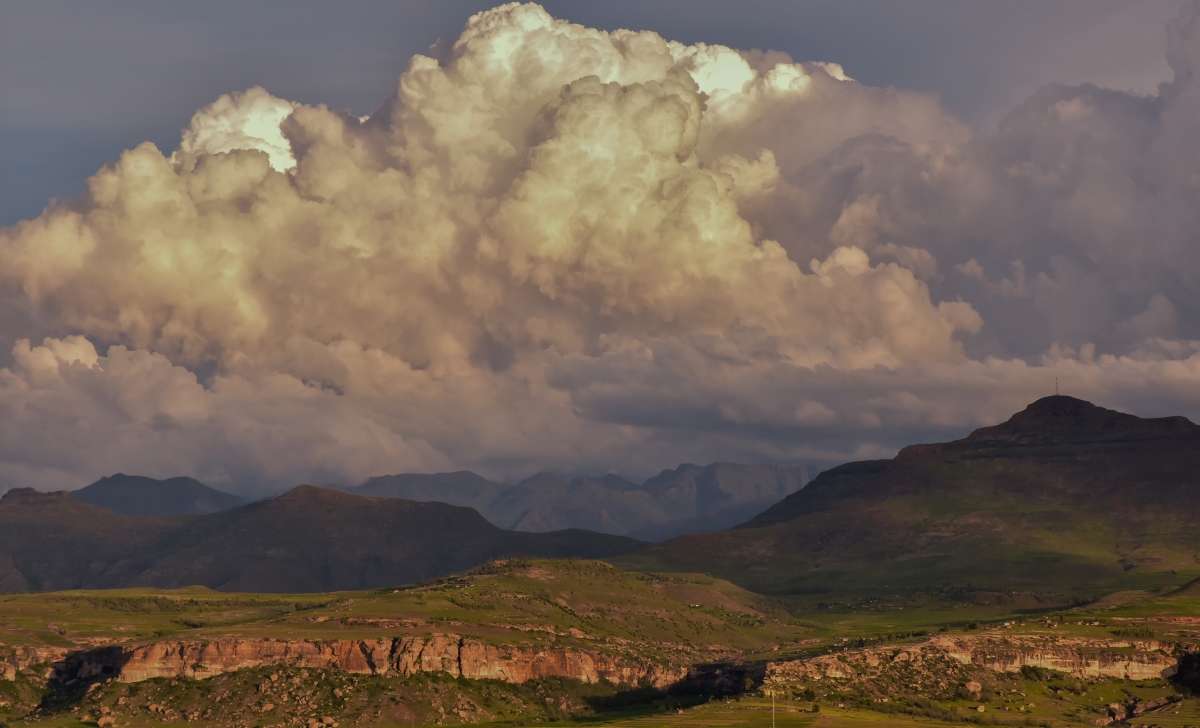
[72,473,245,516]
[0,486,643,593]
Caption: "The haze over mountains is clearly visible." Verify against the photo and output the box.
[343,463,811,541]
[3,395,1196,600]
[56,463,811,543]
[621,395,1200,600]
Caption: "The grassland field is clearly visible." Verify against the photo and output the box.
[5,560,1200,727]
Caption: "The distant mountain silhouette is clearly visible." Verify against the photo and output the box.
[0,485,643,593]
[346,462,810,541]
[72,473,245,516]
[619,396,1200,599]
[352,471,508,517]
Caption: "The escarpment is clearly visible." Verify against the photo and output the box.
[4,636,683,688]
[766,634,1179,699]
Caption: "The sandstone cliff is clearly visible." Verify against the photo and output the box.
[4,636,683,688]
[0,645,69,681]
[766,634,1177,699]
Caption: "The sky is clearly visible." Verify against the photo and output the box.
[0,1,1198,494]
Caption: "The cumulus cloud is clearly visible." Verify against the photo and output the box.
[2,2,1200,493]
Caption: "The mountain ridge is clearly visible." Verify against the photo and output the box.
[617,395,1200,598]
[346,461,811,541]
[0,485,643,593]
[71,473,246,516]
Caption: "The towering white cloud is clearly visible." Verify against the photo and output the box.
[2,2,1200,493]
[173,87,299,173]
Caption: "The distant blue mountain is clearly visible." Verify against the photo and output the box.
[343,462,812,541]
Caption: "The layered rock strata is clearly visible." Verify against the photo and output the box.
[0,645,69,681]
[768,635,1177,688]
[4,635,682,688]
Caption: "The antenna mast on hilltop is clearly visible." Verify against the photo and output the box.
[1056,377,1059,396]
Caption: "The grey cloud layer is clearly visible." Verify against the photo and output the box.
[2,3,1199,493]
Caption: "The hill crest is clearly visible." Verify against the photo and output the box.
[0,484,643,593]
[71,473,245,516]
[618,396,1200,598]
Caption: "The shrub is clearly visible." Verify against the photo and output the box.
[1111,627,1155,639]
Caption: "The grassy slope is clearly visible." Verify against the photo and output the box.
[7,561,1200,727]
[616,398,1200,601]
[0,561,819,661]
[10,557,1188,661]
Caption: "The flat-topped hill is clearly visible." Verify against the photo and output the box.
[619,396,1200,600]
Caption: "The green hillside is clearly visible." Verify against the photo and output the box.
[616,396,1200,602]
[5,559,1200,728]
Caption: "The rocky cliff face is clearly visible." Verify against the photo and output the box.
[949,636,1175,681]
[766,634,1177,696]
[0,645,70,681]
[4,636,682,688]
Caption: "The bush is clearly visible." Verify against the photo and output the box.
[1111,627,1155,639]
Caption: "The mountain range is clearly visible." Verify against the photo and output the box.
[54,463,811,543]
[343,462,811,541]
[3,395,1197,601]
[619,395,1200,600]
[0,485,641,593]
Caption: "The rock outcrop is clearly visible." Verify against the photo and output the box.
[766,634,1177,697]
[943,636,1176,680]
[0,645,70,681]
[6,636,682,688]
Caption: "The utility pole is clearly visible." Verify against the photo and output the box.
[772,689,776,728]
